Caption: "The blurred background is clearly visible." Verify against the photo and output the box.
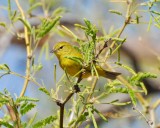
[0,0,160,128]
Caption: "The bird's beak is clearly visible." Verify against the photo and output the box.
[50,49,55,53]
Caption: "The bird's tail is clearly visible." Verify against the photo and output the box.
[104,70,121,80]
[96,66,121,80]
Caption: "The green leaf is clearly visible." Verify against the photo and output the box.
[131,72,157,82]
[8,0,12,20]
[100,99,131,106]
[112,37,126,42]
[108,87,128,94]
[147,17,152,31]
[116,62,136,75]
[94,108,108,122]
[54,64,57,83]
[32,63,43,72]
[106,101,131,106]
[0,97,9,104]
[0,22,6,27]
[151,10,160,15]
[106,80,122,87]
[29,0,36,4]
[52,7,66,17]
[74,112,88,125]
[109,10,122,16]
[27,113,37,127]
[22,122,27,128]
[91,64,99,78]
[155,23,160,29]
[87,106,98,128]
[0,120,13,128]
[65,56,83,65]
[83,18,98,40]
[32,115,57,128]
[61,25,79,40]
[91,112,98,128]
[74,24,87,30]
[36,16,61,38]
[39,87,50,96]
[128,89,137,106]
[27,2,42,14]
[112,38,126,55]
[135,15,140,24]
[139,82,147,95]
[17,17,31,31]
[16,96,39,103]
[129,72,156,95]
[0,64,10,71]
[10,10,17,21]
[20,102,36,115]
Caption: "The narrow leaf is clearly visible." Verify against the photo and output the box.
[17,17,31,31]
[61,25,78,39]
[0,120,13,128]
[128,89,137,106]
[116,62,136,75]
[151,10,160,15]
[94,108,108,122]
[0,64,10,71]
[32,115,57,128]
[109,10,122,16]
[20,103,36,115]
[16,96,39,103]
[27,2,42,14]
[147,17,152,31]
[65,56,83,65]
[39,87,50,96]
[36,16,61,38]
[27,113,37,127]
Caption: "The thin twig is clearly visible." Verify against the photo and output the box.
[6,104,16,122]
[105,1,132,62]
[6,98,22,128]
[95,39,111,59]
[9,71,42,87]
[132,106,153,127]
[15,0,32,97]
[57,74,82,128]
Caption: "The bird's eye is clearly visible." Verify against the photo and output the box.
[59,46,64,50]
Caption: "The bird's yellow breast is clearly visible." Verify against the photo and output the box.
[59,56,82,77]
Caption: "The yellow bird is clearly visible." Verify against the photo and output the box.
[51,41,120,80]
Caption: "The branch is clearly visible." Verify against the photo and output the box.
[56,74,82,128]
[95,38,111,59]
[9,71,42,87]
[6,98,22,128]
[15,0,32,97]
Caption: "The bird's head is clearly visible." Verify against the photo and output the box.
[51,41,71,58]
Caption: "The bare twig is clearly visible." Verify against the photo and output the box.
[95,39,111,59]
[9,71,42,87]
[15,0,32,97]
[132,106,153,127]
